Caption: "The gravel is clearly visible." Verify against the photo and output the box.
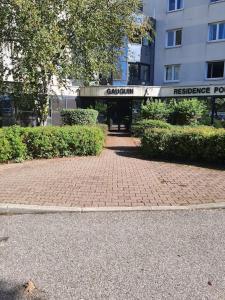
[0,210,225,299]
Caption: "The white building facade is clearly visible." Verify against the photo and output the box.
[144,0,225,86]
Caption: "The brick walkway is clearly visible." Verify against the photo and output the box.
[0,132,225,207]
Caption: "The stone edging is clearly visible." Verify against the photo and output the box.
[0,202,225,215]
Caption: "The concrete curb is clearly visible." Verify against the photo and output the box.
[0,202,225,215]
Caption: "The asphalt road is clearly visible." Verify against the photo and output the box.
[0,210,225,300]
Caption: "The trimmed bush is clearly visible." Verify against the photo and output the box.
[0,126,27,162]
[142,101,171,121]
[169,99,207,125]
[0,130,13,162]
[61,109,98,125]
[141,99,207,126]
[142,126,225,164]
[131,119,172,137]
[0,125,105,163]
[97,123,108,135]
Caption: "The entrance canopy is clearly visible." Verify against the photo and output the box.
[79,85,225,98]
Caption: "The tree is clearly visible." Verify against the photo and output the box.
[1,0,69,125]
[0,0,152,125]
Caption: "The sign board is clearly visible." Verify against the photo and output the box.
[161,85,225,97]
[106,88,134,95]
[79,85,225,98]
[79,86,160,98]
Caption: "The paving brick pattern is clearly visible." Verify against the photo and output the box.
[0,133,225,207]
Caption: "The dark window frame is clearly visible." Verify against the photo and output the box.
[128,62,151,85]
[207,61,225,79]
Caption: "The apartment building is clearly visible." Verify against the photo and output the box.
[111,29,155,87]
[144,0,225,86]
[101,14,155,87]
[2,1,225,128]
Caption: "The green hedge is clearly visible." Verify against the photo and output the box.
[131,119,172,137]
[0,125,105,163]
[142,101,170,121]
[169,99,207,125]
[61,109,98,125]
[141,99,207,125]
[97,123,108,135]
[142,126,225,163]
[0,126,27,162]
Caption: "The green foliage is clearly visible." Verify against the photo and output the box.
[94,102,107,115]
[61,109,98,125]
[24,126,104,158]
[169,99,207,125]
[128,15,154,44]
[199,114,225,129]
[198,114,212,126]
[141,99,207,126]
[0,125,105,163]
[131,119,172,137]
[24,127,60,159]
[0,0,151,123]
[142,101,170,121]
[0,130,12,162]
[97,124,108,135]
[142,126,225,164]
[3,126,27,161]
[213,119,225,129]
[0,126,27,162]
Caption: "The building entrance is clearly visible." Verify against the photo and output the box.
[107,100,132,132]
[78,97,134,132]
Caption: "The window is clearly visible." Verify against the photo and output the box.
[128,63,150,85]
[167,29,182,47]
[113,63,123,80]
[210,0,223,3]
[129,63,139,83]
[140,65,150,83]
[207,61,224,79]
[0,95,13,116]
[165,65,180,82]
[209,22,225,41]
[168,0,183,11]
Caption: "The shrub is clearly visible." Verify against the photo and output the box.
[131,119,172,137]
[97,123,108,135]
[142,126,225,164]
[61,109,98,125]
[142,101,171,121]
[142,99,207,126]
[0,130,12,162]
[213,119,225,129]
[64,126,104,156]
[24,126,105,158]
[24,127,61,159]
[0,125,105,163]
[0,126,27,162]
[169,99,207,125]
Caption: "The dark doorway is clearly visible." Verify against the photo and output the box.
[107,100,132,132]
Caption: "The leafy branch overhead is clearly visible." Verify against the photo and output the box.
[0,0,152,124]
[0,0,152,86]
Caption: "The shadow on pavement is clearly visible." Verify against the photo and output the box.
[0,281,45,300]
[107,132,131,137]
[106,146,225,171]
[105,146,143,160]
